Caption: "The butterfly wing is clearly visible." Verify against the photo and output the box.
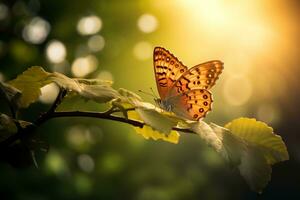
[168,60,223,97]
[167,89,212,120]
[153,47,188,100]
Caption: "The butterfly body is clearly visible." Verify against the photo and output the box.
[153,47,223,121]
[155,98,173,112]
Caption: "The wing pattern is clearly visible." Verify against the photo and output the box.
[169,89,213,120]
[169,60,223,97]
[153,47,223,121]
[154,47,188,99]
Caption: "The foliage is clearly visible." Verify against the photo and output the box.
[0,67,289,193]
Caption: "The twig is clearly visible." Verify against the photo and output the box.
[35,89,67,125]
[0,89,195,151]
[49,111,144,128]
[0,89,67,150]
[49,110,195,134]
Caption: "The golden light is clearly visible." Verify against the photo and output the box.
[133,41,152,60]
[39,83,60,104]
[182,0,228,27]
[137,13,158,33]
[46,40,67,63]
[164,0,297,118]
[223,75,252,106]
[77,15,102,35]
[71,55,98,77]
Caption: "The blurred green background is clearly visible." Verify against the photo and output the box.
[0,0,300,199]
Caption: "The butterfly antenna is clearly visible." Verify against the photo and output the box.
[150,87,158,99]
[138,89,155,98]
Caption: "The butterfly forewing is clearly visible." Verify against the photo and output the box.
[168,60,223,97]
[154,47,188,100]
[169,89,212,120]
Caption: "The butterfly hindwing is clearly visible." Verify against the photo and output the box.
[169,89,212,121]
[154,47,188,100]
[168,60,223,97]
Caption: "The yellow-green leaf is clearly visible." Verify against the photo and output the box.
[49,72,120,105]
[133,126,179,144]
[225,118,289,165]
[224,117,289,192]
[9,66,50,108]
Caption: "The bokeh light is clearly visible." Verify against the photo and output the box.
[22,17,50,44]
[45,150,68,175]
[39,83,60,104]
[0,3,8,20]
[99,153,123,175]
[87,35,105,52]
[46,40,67,63]
[77,15,102,36]
[133,41,152,60]
[51,60,69,73]
[66,125,98,152]
[77,154,95,173]
[223,75,252,106]
[256,104,281,125]
[137,13,158,33]
[71,55,98,77]
[74,173,93,195]
[96,70,114,82]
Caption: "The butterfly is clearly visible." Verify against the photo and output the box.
[153,47,223,121]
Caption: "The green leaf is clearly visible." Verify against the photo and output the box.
[75,78,112,86]
[48,72,81,92]
[225,118,289,165]
[127,110,179,144]
[0,113,18,142]
[79,84,120,104]
[224,118,289,192]
[136,107,177,134]
[190,121,244,166]
[118,89,180,134]
[190,118,288,193]
[49,72,120,104]
[0,81,22,109]
[9,66,50,108]
[237,144,271,193]
[190,121,223,152]
[209,123,245,166]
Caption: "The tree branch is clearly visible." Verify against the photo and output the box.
[48,111,195,134]
[0,88,195,151]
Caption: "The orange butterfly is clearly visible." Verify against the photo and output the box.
[153,47,223,120]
